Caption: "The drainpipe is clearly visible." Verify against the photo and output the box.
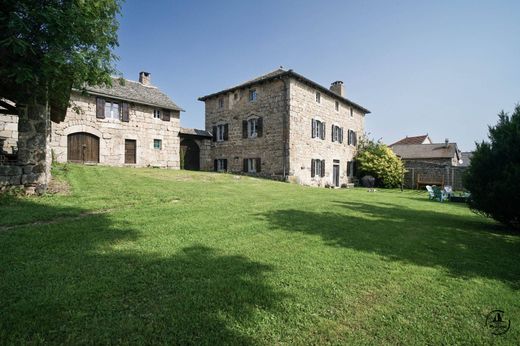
[280,75,290,181]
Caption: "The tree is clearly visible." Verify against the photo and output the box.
[0,0,121,118]
[464,105,520,228]
[355,136,406,188]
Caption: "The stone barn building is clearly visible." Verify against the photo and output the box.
[179,128,212,171]
[198,68,370,187]
[50,72,183,168]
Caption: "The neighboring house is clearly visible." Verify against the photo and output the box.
[391,140,462,166]
[198,68,370,187]
[389,134,432,146]
[50,72,183,168]
[459,152,473,167]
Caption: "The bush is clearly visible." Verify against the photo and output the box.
[464,105,520,228]
[355,137,406,188]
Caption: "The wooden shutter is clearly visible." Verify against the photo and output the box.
[347,161,352,176]
[339,128,343,143]
[212,126,217,142]
[257,117,263,137]
[223,159,228,171]
[311,159,315,177]
[214,159,218,171]
[311,119,316,138]
[96,98,105,119]
[256,158,261,173]
[321,159,325,177]
[242,120,248,138]
[347,130,351,145]
[243,158,248,172]
[121,102,130,122]
[331,124,335,142]
[320,122,325,140]
[223,124,229,140]
[353,131,357,146]
[162,109,171,121]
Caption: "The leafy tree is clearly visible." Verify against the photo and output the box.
[355,136,406,188]
[464,105,520,228]
[0,0,122,118]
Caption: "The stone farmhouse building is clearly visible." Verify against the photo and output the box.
[198,68,370,187]
[51,72,183,167]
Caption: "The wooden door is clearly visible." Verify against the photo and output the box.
[333,164,340,187]
[67,132,99,163]
[124,139,136,164]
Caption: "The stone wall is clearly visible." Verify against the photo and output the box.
[0,114,18,153]
[403,160,467,190]
[50,92,180,168]
[288,79,365,187]
[204,79,287,176]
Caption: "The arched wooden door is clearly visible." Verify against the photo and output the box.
[67,132,100,163]
[180,139,200,170]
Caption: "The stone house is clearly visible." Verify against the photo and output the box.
[50,72,183,168]
[198,68,370,187]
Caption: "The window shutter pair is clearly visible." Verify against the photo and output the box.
[96,98,105,119]
[348,130,357,146]
[242,120,248,138]
[212,126,217,142]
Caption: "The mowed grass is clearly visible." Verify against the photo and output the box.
[1,164,519,345]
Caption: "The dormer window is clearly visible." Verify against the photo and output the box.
[153,109,161,119]
[315,92,321,103]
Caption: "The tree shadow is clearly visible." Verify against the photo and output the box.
[261,200,520,289]
[1,199,284,344]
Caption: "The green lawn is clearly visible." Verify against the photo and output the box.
[1,164,519,345]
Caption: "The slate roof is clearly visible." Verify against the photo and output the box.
[391,143,460,160]
[179,127,212,138]
[389,134,431,146]
[81,77,183,111]
[198,68,370,114]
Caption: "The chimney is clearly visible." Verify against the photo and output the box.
[330,81,345,97]
[139,71,151,86]
[444,138,449,147]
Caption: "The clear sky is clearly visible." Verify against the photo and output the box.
[114,0,520,151]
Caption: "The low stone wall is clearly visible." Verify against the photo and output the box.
[0,114,18,153]
[403,160,467,190]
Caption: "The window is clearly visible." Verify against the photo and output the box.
[234,92,239,100]
[153,139,162,150]
[316,92,321,103]
[214,124,228,142]
[153,109,161,119]
[249,89,257,102]
[349,107,353,117]
[104,101,120,119]
[335,101,339,111]
[248,118,257,137]
[218,98,224,109]
[311,159,325,178]
[243,158,261,173]
[331,125,344,143]
[312,119,326,140]
[348,129,358,146]
[215,158,227,172]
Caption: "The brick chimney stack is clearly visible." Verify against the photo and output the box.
[139,71,151,86]
[330,81,345,97]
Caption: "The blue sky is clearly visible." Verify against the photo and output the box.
[114,0,520,151]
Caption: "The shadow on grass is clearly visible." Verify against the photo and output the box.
[0,200,283,344]
[261,200,520,289]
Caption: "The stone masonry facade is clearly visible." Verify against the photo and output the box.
[199,69,369,187]
[51,91,181,168]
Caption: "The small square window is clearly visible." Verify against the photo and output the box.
[216,159,227,172]
[249,89,257,102]
[316,92,321,103]
[105,101,120,119]
[153,109,161,119]
[335,101,339,111]
[154,139,162,150]
[218,98,224,109]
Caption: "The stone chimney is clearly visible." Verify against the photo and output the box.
[139,71,151,86]
[444,138,449,147]
[330,81,345,97]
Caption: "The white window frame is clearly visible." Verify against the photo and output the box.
[153,109,161,119]
[247,118,258,138]
[315,120,324,139]
[314,159,322,177]
[247,158,256,173]
[316,92,321,103]
[216,124,225,142]
[153,139,162,150]
[249,89,257,102]
[105,101,120,119]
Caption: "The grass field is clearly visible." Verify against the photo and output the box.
[1,164,519,344]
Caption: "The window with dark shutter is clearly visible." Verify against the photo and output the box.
[353,131,357,146]
[311,159,315,177]
[162,110,171,122]
[331,124,335,142]
[348,130,352,145]
[96,98,105,119]
[256,158,261,173]
[242,120,248,138]
[257,117,263,137]
[321,122,326,140]
[223,159,228,171]
[243,158,248,172]
[339,128,344,143]
[321,159,325,177]
[312,119,316,138]
[223,124,229,140]
[212,126,217,142]
[121,102,130,122]
[214,159,218,171]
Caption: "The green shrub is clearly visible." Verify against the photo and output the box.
[464,104,520,228]
[355,137,406,188]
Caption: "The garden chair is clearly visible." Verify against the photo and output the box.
[432,185,448,202]
[425,185,435,200]
[444,185,453,198]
